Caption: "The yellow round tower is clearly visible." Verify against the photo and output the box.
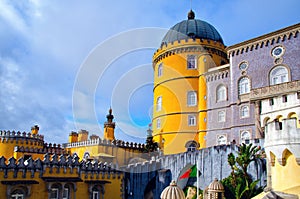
[152,10,228,154]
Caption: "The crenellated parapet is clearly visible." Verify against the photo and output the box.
[0,153,122,180]
[63,138,145,151]
[227,23,300,57]
[265,118,300,165]
[205,65,230,82]
[14,142,66,155]
[0,130,44,144]
[153,38,227,66]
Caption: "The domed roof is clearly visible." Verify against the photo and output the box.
[162,10,224,45]
[207,178,224,192]
[160,181,185,199]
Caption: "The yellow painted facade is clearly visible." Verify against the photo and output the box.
[271,152,300,194]
[152,38,227,154]
[0,155,123,199]
[0,109,144,198]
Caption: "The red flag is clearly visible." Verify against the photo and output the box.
[179,168,192,179]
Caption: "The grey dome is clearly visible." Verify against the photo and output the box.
[162,10,224,45]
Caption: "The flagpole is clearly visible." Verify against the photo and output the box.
[196,161,199,198]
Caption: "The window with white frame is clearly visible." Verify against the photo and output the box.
[217,135,227,145]
[93,191,99,199]
[188,115,196,126]
[238,77,250,95]
[240,105,249,118]
[156,118,161,129]
[157,63,163,77]
[216,84,227,102]
[11,189,25,199]
[11,193,24,199]
[270,66,288,85]
[50,188,59,199]
[63,188,69,199]
[187,55,196,69]
[156,96,162,111]
[187,91,197,106]
[91,185,104,199]
[240,131,250,144]
[218,110,225,122]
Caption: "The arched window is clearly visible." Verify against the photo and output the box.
[238,77,250,95]
[156,96,162,111]
[218,111,225,122]
[240,105,249,118]
[185,141,199,152]
[187,91,197,106]
[91,185,104,199]
[217,135,227,145]
[187,55,196,69]
[240,131,250,144]
[188,115,196,126]
[270,66,288,85]
[156,118,161,129]
[157,63,163,77]
[11,189,25,199]
[63,185,70,199]
[216,85,227,102]
[50,184,60,199]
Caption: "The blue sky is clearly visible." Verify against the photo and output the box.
[1,0,300,144]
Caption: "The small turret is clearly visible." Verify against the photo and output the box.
[104,108,115,141]
[31,125,39,135]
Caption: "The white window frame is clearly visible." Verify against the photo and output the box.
[240,131,251,144]
[50,188,59,199]
[11,193,24,199]
[238,77,250,95]
[92,191,99,199]
[270,66,288,85]
[187,91,197,106]
[63,188,69,199]
[156,96,162,111]
[188,115,196,126]
[218,110,226,122]
[240,105,249,118]
[217,135,227,145]
[187,55,197,69]
[158,63,163,77]
[216,85,227,102]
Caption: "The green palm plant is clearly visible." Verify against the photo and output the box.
[222,143,263,199]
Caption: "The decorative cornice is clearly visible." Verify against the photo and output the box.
[153,45,227,66]
[205,69,230,82]
[250,80,300,101]
[63,138,145,151]
[226,23,300,57]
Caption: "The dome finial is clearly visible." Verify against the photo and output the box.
[188,9,195,20]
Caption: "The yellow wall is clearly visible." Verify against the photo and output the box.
[0,168,123,199]
[66,143,144,166]
[152,39,227,154]
[0,138,44,161]
[271,151,300,196]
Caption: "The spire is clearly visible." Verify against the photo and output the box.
[106,107,114,122]
[188,10,195,20]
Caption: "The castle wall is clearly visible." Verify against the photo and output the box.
[124,144,266,199]
[0,154,123,199]
[263,118,300,197]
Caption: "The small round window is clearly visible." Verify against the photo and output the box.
[239,61,248,71]
[272,46,284,57]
